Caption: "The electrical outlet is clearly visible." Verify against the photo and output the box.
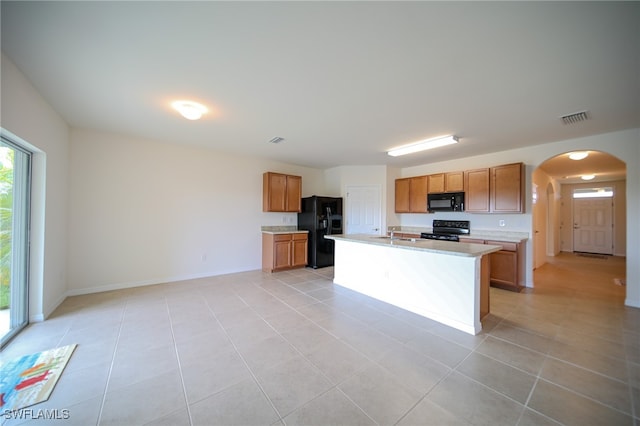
[201,254,207,262]
[499,220,506,227]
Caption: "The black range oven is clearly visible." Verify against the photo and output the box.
[420,220,470,242]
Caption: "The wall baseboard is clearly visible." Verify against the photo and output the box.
[65,268,254,297]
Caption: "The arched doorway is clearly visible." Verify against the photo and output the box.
[532,150,627,293]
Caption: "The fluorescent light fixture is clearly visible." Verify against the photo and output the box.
[568,151,589,160]
[387,135,458,157]
[581,174,595,180]
[172,100,207,120]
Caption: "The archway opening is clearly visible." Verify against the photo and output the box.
[532,149,626,298]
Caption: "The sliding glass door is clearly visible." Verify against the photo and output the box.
[1,135,31,348]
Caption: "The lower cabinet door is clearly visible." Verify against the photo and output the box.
[274,239,292,270]
[291,236,308,267]
[489,249,519,291]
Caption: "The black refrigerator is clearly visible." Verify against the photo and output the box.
[297,196,343,268]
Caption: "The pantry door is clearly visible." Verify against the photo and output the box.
[345,185,382,235]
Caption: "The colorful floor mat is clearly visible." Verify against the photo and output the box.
[0,344,77,411]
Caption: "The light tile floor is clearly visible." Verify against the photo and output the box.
[1,253,638,425]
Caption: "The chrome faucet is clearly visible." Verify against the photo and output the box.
[390,226,399,239]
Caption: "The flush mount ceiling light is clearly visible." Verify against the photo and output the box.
[387,135,458,157]
[568,151,589,161]
[172,100,207,120]
[581,174,596,181]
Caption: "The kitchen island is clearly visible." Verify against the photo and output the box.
[324,234,502,335]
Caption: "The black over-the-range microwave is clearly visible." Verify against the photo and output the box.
[427,192,465,212]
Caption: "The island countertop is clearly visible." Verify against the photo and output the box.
[325,234,502,257]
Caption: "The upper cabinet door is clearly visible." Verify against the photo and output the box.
[395,178,411,213]
[491,163,524,213]
[263,172,302,212]
[445,171,464,192]
[427,173,445,194]
[409,176,428,213]
[465,168,490,212]
[285,175,302,212]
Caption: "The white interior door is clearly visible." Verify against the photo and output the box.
[345,185,382,235]
[573,198,613,254]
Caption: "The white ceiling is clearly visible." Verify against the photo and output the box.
[2,1,638,181]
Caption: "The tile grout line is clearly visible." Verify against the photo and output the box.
[265,273,471,425]
[164,297,194,426]
[233,287,352,423]
[204,293,285,423]
[624,347,638,422]
[241,275,403,423]
[95,300,128,426]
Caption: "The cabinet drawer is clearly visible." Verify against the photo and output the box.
[486,240,517,251]
[274,234,292,242]
[292,233,308,241]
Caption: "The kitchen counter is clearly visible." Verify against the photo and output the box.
[261,230,309,235]
[387,227,529,243]
[261,225,308,235]
[325,234,502,257]
[325,234,501,335]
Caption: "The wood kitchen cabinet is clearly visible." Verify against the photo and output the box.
[465,163,524,213]
[460,238,524,292]
[395,176,428,213]
[263,172,302,212]
[486,240,522,292]
[464,168,491,212]
[262,232,308,272]
[445,171,464,192]
[395,178,411,212]
[427,172,464,194]
[427,174,445,194]
[491,163,524,213]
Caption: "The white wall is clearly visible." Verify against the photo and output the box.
[1,54,70,320]
[67,129,325,295]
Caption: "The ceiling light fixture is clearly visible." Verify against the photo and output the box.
[568,151,589,160]
[581,174,595,181]
[172,100,207,120]
[387,135,458,157]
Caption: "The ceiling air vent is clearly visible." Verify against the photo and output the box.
[268,137,285,144]
[561,111,589,125]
